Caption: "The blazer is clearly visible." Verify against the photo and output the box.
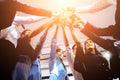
[81,27,120,78]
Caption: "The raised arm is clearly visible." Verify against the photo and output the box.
[14,1,52,17]
[13,16,47,24]
[50,25,59,59]
[61,25,69,47]
[69,25,80,44]
[29,19,53,39]
[81,26,115,51]
[61,25,76,66]
[68,14,84,47]
[29,14,60,39]
[34,25,51,60]
[76,0,115,13]
[53,25,59,39]
[69,26,86,75]
[69,25,84,58]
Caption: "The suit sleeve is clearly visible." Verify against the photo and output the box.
[14,1,52,17]
[81,24,115,50]
[74,42,87,74]
[84,22,116,36]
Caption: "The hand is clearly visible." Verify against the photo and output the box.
[52,8,64,16]
[66,6,76,13]
[73,22,84,29]
[70,14,87,30]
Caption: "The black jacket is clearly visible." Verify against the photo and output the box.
[16,35,35,62]
[0,39,17,80]
[74,42,110,80]
[81,27,120,78]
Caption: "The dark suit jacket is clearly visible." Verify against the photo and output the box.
[16,36,35,62]
[81,27,120,78]
[0,39,17,80]
[74,42,110,80]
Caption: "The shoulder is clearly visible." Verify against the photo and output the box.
[0,1,22,8]
[0,39,14,46]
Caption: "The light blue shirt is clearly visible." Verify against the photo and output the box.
[49,39,69,80]
[28,59,42,80]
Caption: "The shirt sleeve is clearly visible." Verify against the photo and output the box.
[13,16,48,24]
[14,1,52,17]
[65,46,74,66]
[50,39,57,60]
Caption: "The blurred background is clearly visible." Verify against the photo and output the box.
[16,0,116,79]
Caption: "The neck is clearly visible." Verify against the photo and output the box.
[87,48,96,54]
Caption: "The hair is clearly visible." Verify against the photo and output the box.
[12,55,31,80]
[72,44,77,50]
[56,48,62,53]
[84,39,101,55]
[20,29,31,37]
[56,47,64,60]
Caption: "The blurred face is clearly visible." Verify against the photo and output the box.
[20,30,31,38]
[85,39,95,53]
[56,50,64,59]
